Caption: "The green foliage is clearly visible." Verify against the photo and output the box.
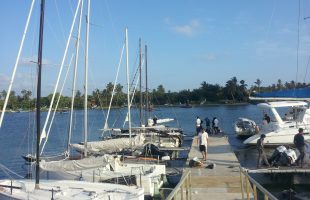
[2,77,310,110]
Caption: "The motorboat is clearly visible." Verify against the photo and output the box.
[243,101,310,145]
[234,117,258,137]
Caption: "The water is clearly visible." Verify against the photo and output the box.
[0,104,309,198]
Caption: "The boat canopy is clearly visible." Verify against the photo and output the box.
[257,101,308,109]
[252,87,310,99]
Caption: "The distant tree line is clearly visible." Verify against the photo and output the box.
[0,77,309,110]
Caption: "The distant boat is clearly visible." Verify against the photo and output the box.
[180,100,192,108]
[180,103,192,108]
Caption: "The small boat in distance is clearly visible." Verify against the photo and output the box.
[179,100,192,108]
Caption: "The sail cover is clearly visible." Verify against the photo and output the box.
[70,134,145,155]
[40,155,115,172]
[252,87,310,99]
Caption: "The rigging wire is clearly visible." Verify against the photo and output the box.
[295,0,301,86]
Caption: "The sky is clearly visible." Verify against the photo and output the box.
[1,0,310,97]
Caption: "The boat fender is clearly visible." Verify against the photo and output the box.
[161,155,170,161]
[255,125,260,133]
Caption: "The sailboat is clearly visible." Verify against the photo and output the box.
[100,41,183,149]
[39,28,166,198]
[0,1,144,199]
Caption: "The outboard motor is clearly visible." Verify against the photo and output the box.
[269,145,286,166]
[276,148,297,166]
[284,149,297,165]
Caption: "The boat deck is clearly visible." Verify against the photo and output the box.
[186,134,244,200]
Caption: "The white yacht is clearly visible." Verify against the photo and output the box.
[243,101,310,145]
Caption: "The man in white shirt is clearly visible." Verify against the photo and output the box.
[196,116,202,135]
[213,117,219,134]
[198,128,208,161]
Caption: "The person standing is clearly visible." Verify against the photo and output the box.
[196,116,202,135]
[263,114,271,124]
[197,128,208,161]
[213,117,219,134]
[256,134,270,168]
[294,128,305,168]
[205,117,211,133]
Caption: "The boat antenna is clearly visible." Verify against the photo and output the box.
[35,0,45,189]
[139,38,143,126]
[145,44,149,123]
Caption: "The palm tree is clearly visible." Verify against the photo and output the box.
[277,79,283,90]
[225,77,238,102]
[254,79,262,93]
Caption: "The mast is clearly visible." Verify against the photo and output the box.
[145,45,149,123]
[68,0,84,153]
[35,0,45,189]
[0,0,35,128]
[139,38,143,126]
[84,0,90,157]
[125,28,132,150]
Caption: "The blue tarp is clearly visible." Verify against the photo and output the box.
[254,87,310,98]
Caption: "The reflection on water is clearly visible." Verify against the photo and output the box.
[0,104,309,197]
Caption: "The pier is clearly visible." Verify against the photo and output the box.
[173,135,243,200]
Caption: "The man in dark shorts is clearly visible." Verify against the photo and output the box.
[294,128,305,168]
[198,128,208,161]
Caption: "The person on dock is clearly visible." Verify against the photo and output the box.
[205,117,211,133]
[294,128,305,168]
[256,134,270,168]
[196,116,202,135]
[197,128,208,161]
[212,117,219,134]
[263,114,271,124]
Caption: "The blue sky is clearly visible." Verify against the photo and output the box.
[1,0,310,96]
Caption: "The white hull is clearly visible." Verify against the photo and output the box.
[0,179,144,200]
[243,126,310,145]
[40,157,165,197]
[243,101,310,145]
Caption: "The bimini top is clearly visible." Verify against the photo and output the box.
[257,101,308,109]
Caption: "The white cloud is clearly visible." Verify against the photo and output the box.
[0,74,10,89]
[171,19,201,37]
[19,56,54,67]
[200,53,217,61]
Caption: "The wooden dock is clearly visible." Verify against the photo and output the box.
[186,135,244,200]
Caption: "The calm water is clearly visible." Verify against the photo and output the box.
[0,104,309,197]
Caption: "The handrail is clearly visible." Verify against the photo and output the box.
[240,167,278,200]
[166,169,191,200]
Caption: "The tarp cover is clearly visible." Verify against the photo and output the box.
[70,134,145,155]
[40,155,115,172]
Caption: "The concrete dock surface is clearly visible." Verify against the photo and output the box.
[186,134,244,200]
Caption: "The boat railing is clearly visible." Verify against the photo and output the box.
[240,167,278,200]
[165,169,191,200]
